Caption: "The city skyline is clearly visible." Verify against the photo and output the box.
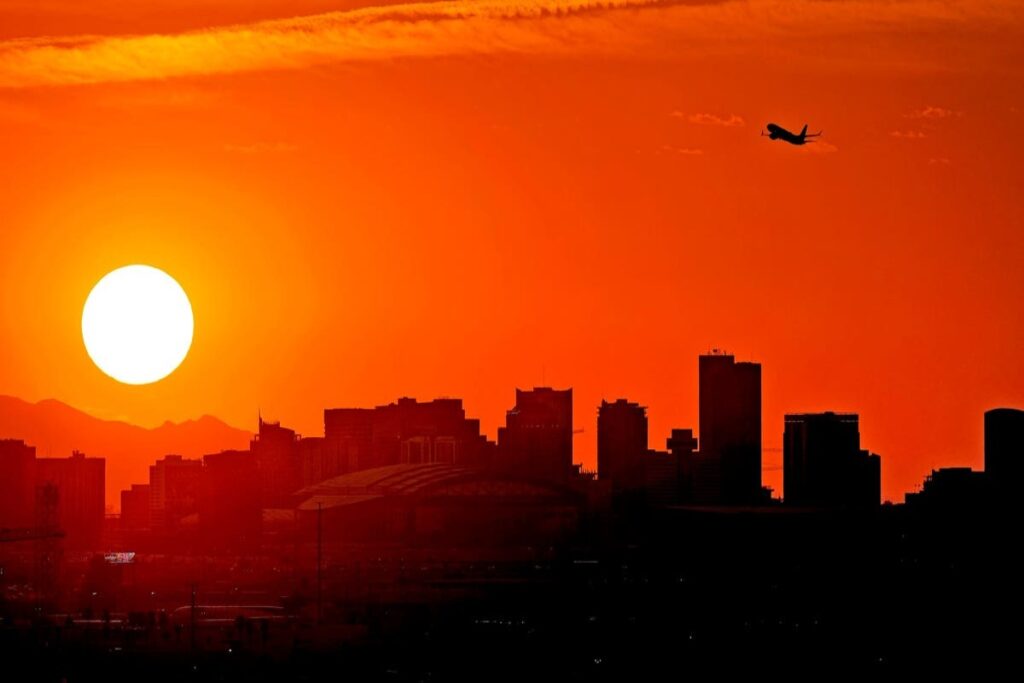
[3,1,1024,510]
[3,351,1016,508]
[2,2,1022,676]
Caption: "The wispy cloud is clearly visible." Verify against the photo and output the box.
[905,106,961,119]
[659,144,703,155]
[0,0,666,88]
[684,112,745,127]
[890,129,926,139]
[0,0,1021,88]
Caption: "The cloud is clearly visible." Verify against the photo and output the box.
[928,156,951,165]
[685,112,745,127]
[890,129,926,139]
[659,144,703,155]
[0,0,667,87]
[0,0,1021,88]
[905,106,961,119]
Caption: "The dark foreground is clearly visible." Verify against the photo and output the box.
[2,505,1020,681]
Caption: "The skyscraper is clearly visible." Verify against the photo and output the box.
[323,407,375,471]
[783,412,881,508]
[667,428,699,502]
[120,484,151,534]
[149,454,203,532]
[35,451,105,548]
[698,352,762,504]
[323,398,493,474]
[200,449,260,547]
[251,418,301,504]
[0,439,36,529]
[984,407,1024,492]
[498,387,573,484]
[597,399,648,494]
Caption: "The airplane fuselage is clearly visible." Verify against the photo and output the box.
[765,123,807,145]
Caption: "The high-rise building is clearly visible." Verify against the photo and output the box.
[783,412,881,508]
[149,454,202,532]
[498,388,573,484]
[251,418,301,504]
[698,352,762,504]
[373,398,490,468]
[35,451,105,548]
[642,450,681,506]
[0,439,36,529]
[322,398,493,476]
[323,408,374,472]
[200,449,261,547]
[984,407,1024,492]
[667,428,700,502]
[120,484,151,533]
[597,399,648,494]
[904,467,988,511]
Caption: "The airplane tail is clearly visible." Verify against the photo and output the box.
[800,124,808,137]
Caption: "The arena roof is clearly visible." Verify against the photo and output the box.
[294,464,576,511]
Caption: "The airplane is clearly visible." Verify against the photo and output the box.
[761,123,822,145]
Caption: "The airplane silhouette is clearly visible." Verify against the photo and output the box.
[761,123,822,146]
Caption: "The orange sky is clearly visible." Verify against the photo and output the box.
[1,0,1022,502]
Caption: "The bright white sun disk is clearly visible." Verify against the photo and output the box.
[82,265,194,385]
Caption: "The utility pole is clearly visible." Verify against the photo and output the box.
[316,502,323,625]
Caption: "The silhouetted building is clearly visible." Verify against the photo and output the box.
[379,398,491,468]
[295,463,582,546]
[985,407,1024,494]
[251,417,301,505]
[698,352,762,504]
[200,449,261,547]
[323,398,493,476]
[323,408,374,472]
[643,450,681,506]
[598,399,648,494]
[905,467,988,512]
[149,455,202,532]
[298,437,339,489]
[0,439,36,529]
[120,484,151,533]
[784,412,881,508]
[35,451,105,548]
[667,428,699,502]
[498,387,573,484]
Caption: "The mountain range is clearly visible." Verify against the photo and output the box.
[0,395,252,509]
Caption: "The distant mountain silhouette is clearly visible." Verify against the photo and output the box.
[0,395,252,509]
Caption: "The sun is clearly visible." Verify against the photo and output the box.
[82,265,194,385]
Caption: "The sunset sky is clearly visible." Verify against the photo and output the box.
[1,0,1022,502]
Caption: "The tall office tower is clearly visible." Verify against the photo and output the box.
[597,399,649,494]
[783,412,881,508]
[149,454,203,532]
[0,439,36,529]
[698,352,762,504]
[35,451,105,548]
[985,407,1024,493]
[251,417,301,504]
[498,388,573,484]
